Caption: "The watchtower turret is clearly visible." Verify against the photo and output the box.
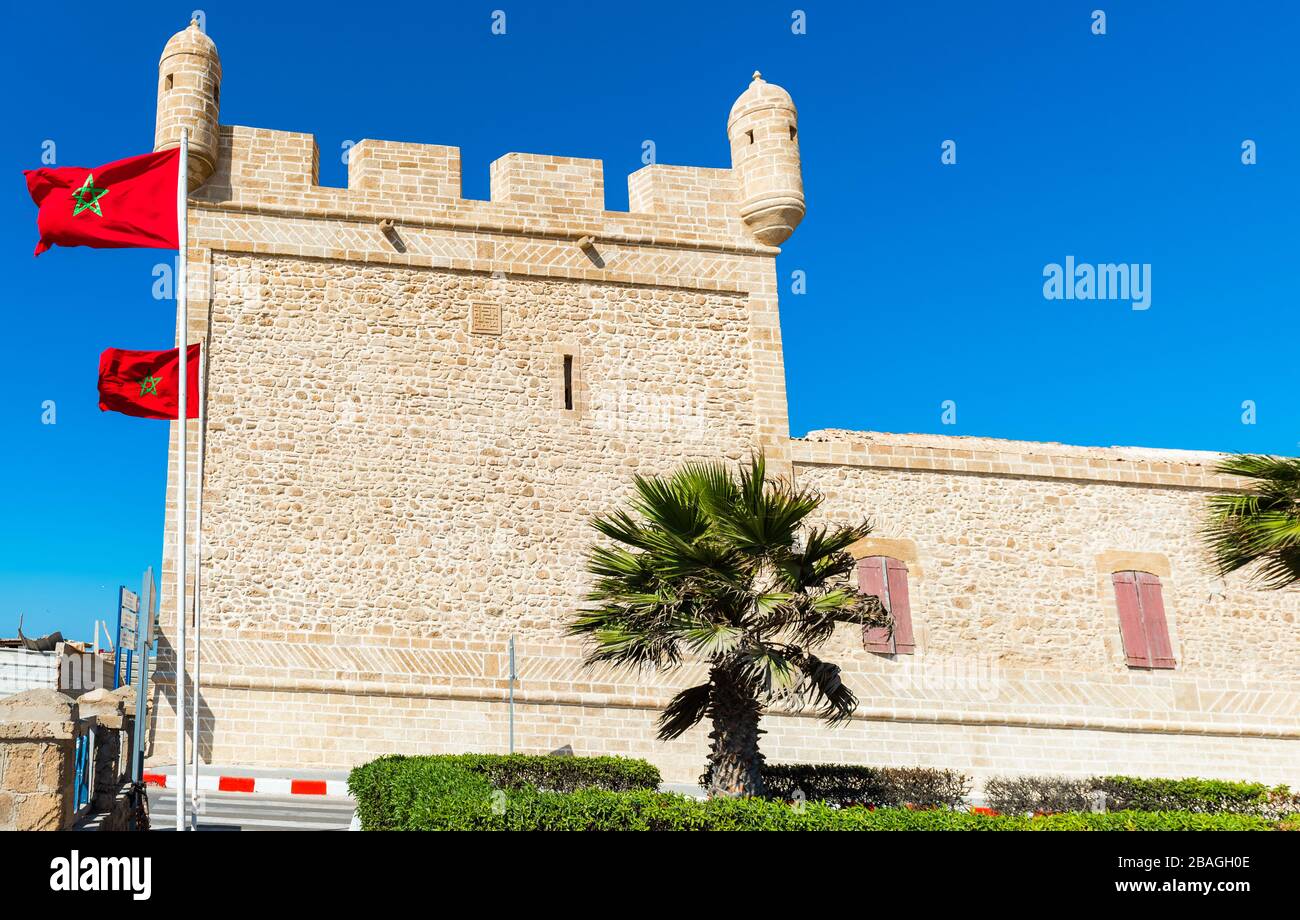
[727,72,805,246]
[155,20,222,190]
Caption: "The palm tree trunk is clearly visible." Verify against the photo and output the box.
[705,665,767,798]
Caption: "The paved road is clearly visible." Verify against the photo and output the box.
[150,788,356,831]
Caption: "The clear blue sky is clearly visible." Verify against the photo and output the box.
[1,1,1296,642]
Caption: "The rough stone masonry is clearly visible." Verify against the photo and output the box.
[147,21,1298,787]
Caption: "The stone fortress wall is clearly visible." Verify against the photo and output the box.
[146,22,1298,787]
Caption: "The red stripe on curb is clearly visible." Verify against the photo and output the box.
[141,773,339,795]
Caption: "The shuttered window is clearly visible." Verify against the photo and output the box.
[857,556,915,655]
[1111,571,1176,669]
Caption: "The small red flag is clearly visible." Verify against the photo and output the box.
[25,149,179,256]
[98,344,200,420]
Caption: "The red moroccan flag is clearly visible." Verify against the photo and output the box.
[25,149,179,256]
[98,344,199,420]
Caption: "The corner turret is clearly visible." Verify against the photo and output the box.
[727,72,805,246]
[155,20,222,190]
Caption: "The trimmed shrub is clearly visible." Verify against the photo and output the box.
[350,754,1278,830]
[486,795,1271,832]
[984,775,1094,816]
[348,753,660,831]
[702,762,972,808]
[983,773,1300,818]
[451,753,662,793]
[1094,776,1298,817]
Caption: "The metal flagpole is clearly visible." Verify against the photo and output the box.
[130,568,155,784]
[190,338,208,828]
[508,635,516,754]
[175,127,189,832]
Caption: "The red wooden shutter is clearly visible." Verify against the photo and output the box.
[885,558,915,654]
[1136,573,1176,669]
[1112,571,1151,667]
[858,557,893,652]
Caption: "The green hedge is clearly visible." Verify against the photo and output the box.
[349,755,1277,831]
[984,775,1095,815]
[348,753,662,830]
[465,792,1273,831]
[451,753,662,793]
[1095,775,1297,816]
[985,773,1300,818]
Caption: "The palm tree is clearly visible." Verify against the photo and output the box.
[571,455,889,798]
[1204,454,1300,589]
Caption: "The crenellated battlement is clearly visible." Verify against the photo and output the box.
[158,22,802,253]
[193,125,772,253]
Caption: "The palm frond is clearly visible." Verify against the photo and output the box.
[628,472,711,543]
[590,508,651,551]
[756,586,888,647]
[1204,454,1300,588]
[796,521,873,585]
[657,683,713,740]
[702,455,820,558]
[790,650,859,724]
[739,645,800,695]
[1216,453,1300,488]
[680,623,746,657]
[585,544,650,581]
[673,460,739,509]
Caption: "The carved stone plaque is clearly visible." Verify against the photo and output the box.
[471,301,502,336]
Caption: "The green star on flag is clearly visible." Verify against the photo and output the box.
[70,173,108,217]
[138,374,161,396]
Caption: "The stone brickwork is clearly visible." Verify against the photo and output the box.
[192,252,757,642]
[146,22,1298,789]
[347,140,462,203]
[783,433,1298,787]
[0,690,76,830]
[0,688,140,831]
[490,153,605,213]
